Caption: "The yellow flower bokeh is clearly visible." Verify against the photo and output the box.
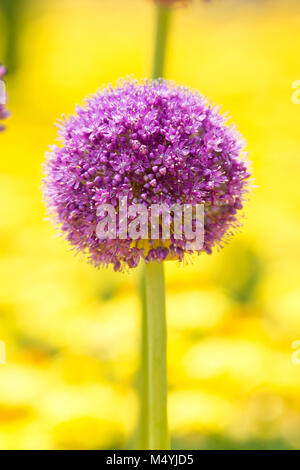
[0,0,300,449]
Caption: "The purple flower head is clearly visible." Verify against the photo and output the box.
[43,79,250,271]
[0,64,9,132]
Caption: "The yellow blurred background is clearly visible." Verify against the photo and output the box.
[1,0,300,450]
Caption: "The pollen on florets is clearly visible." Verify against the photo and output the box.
[42,78,251,271]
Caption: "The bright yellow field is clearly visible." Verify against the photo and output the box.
[1,0,300,449]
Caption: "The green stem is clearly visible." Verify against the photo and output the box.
[1,0,24,75]
[144,262,169,450]
[138,262,149,449]
[138,0,172,451]
[152,4,172,79]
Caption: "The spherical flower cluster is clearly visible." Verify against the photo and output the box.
[43,79,250,271]
[0,64,9,132]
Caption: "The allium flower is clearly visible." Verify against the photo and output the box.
[43,79,250,271]
[0,64,9,131]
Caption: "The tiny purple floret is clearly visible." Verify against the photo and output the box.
[0,64,9,132]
